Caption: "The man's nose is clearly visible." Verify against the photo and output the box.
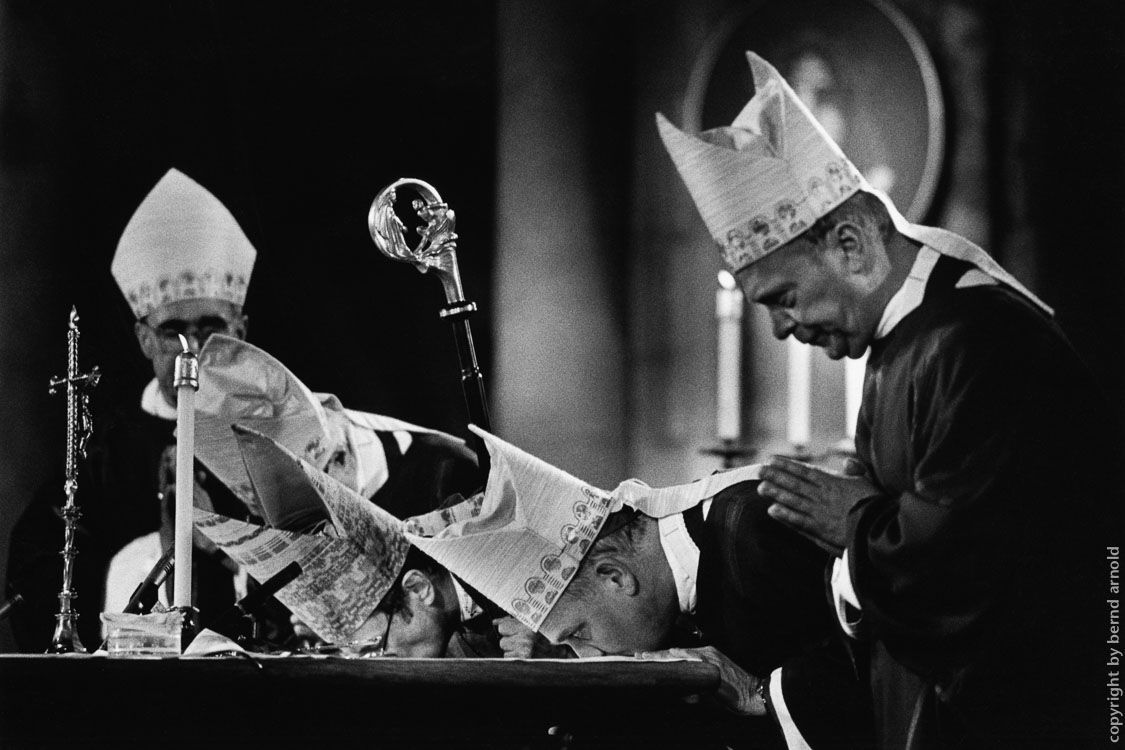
[769,310,796,340]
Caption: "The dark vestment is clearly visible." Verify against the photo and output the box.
[370,431,484,522]
[681,481,875,749]
[686,481,835,676]
[849,255,1118,748]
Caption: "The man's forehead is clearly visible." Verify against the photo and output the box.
[736,244,807,299]
[146,298,242,327]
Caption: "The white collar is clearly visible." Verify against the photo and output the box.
[656,500,713,614]
[451,575,483,623]
[874,246,940,339]
[140,378,178,421]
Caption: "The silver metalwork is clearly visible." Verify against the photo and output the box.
[46,306,101,654]
[173,333,200,390]
[367,178,491,439]
[368,178,468,307]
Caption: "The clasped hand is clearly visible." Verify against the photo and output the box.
[759,456,879,555]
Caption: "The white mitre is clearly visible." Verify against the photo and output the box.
[658,52,1051,313]
[657,52,864,272]
[405,425,763,632]
[111,168,257,319]
[194,334,460,517]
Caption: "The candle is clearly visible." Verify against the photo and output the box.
[844,352,868,440]
[787,338,811,447]
[715,271,743,441]
[172,336,200,610]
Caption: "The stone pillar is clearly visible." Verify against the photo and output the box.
[493,1,631,485]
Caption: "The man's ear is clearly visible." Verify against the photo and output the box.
[831,221,868,274]
[593,557,640,597]
[401,569,437,608]
[134,320,160,360]
[230,312,249,341]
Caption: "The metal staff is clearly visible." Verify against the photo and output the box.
[46,306,101,654]
[368,179,491,457]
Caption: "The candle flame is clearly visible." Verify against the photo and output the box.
[717,270,737,290]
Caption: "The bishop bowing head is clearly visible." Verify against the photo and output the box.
[403,425,781,659]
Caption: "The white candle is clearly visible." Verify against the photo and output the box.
[715,271,743,441]
[844,352,868,440]
[787,338,811,447]
[172,339,200,610]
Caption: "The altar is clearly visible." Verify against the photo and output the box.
[0,655,762,749]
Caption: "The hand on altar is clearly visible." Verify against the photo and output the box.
[495,616,573,659]
[637,645,767,717]
[290,614,326,651]
[759,456,879,554]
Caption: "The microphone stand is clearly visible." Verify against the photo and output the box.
[207,561,303,648]
[0,589,25,623]
[122,546,175,615]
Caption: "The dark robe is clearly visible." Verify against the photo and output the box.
[849,255,1118,748]
[687,481,835,676]
[682,481,875,749]
[369,431,484,522]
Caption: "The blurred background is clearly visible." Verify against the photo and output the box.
[1,0,1122,652]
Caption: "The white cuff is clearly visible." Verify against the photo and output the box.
[770,666,813,750]
[830,551,863,638]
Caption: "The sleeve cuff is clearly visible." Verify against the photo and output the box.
[769,666,814,750]
[830,552,863,638]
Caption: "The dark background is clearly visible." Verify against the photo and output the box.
[2,0,1124,658]
[0,0,496,650]
[0,0,497,424]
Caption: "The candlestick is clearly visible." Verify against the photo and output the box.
[844,352,868,440]
[172,335,200,610]
[715,271,743,441]
[787,338,811,448]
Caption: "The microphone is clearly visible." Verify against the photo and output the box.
[208,561,303,640]
[0,590,25,623]
[122,546,175,615]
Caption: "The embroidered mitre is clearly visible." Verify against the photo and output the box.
[657,52,864,271]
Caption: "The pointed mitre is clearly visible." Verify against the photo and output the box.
[194,335,466,517]
[194,335,343,516]
[657,52,865,272]
[194,426,411,642]
[404,426,617,631]
[111,168,257,319]
[659,52,1054,312]
[405,425,764,631]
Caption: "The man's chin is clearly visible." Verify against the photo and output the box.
[822,338,849,360]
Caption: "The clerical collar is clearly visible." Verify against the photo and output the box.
[874,246,940,340]
[451,575,483,623]
[657,500,713,614]
[140,378,178,421]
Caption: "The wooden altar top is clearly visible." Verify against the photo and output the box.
[0,654,740,749]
